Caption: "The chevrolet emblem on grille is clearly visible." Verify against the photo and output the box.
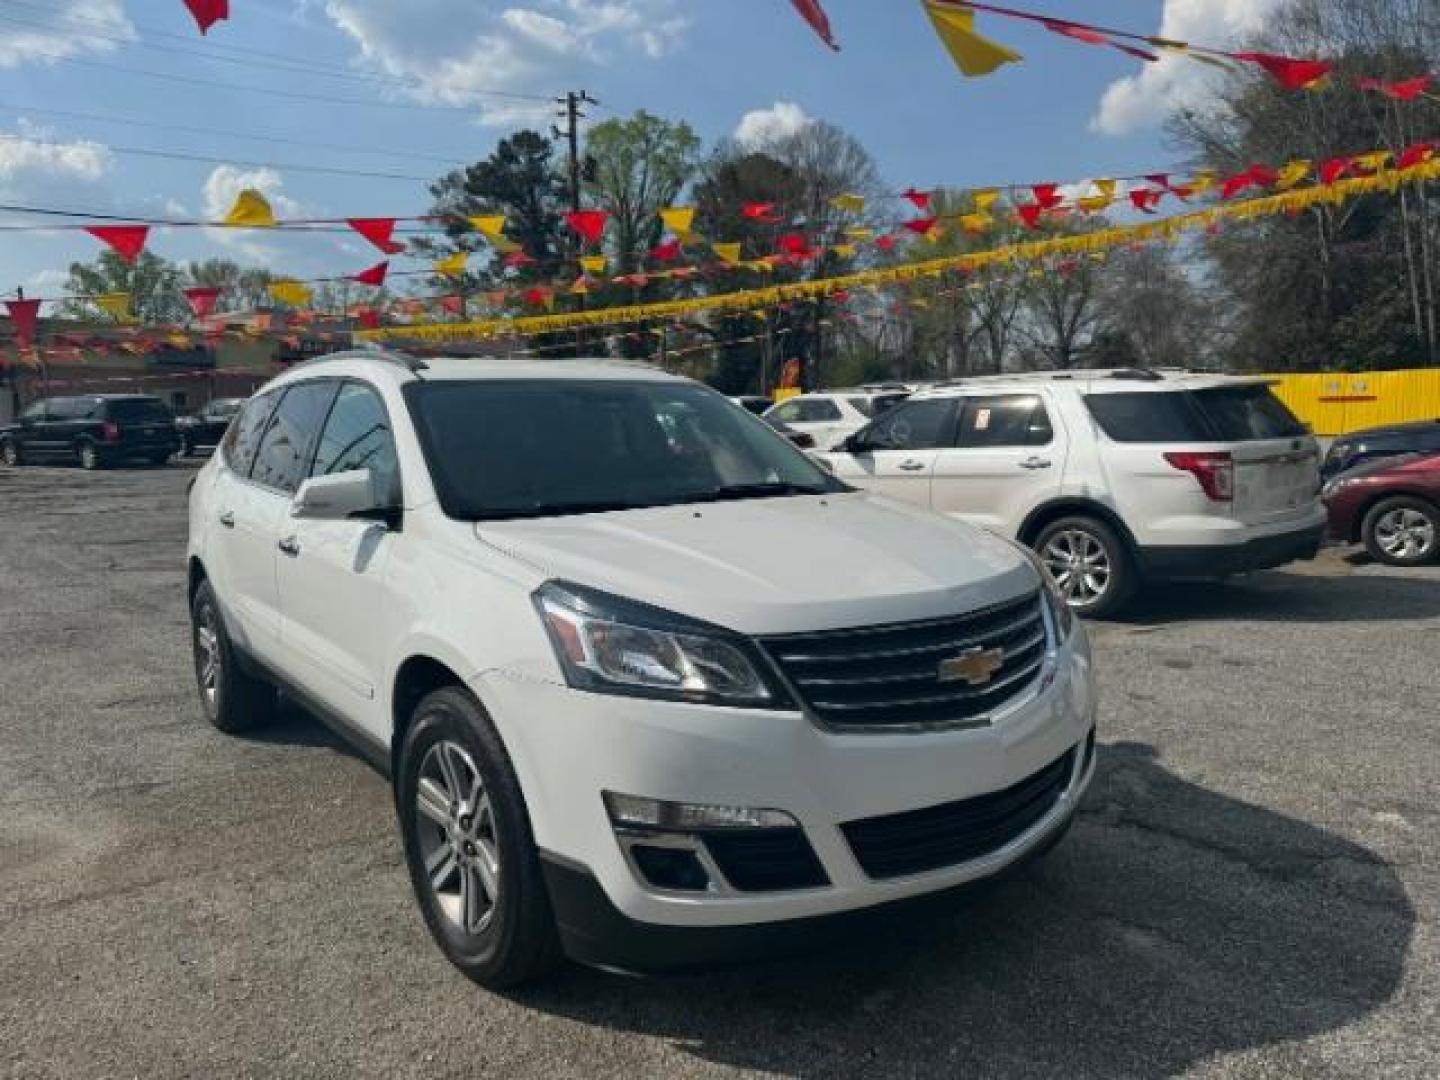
[938,647,1005,686]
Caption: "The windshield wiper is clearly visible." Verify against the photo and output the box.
[701,482,832,502]
[479,500,642,521]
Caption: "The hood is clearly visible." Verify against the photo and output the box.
[475,491,1037,635]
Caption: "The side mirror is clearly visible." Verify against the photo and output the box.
[840,433,864,453]
[291,469,382,521]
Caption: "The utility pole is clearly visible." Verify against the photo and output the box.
[554,90,596,356]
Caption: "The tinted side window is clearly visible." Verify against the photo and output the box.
[865,399,956,450]
[104,399,173,423]
[799,399,842,422]
[46,398,78,420]
[311,383,400,504]
[1085,392,1212,442]
[221,392,279,476]
[250,382,338,494]
[768,400,802,423]
[20,401,47,421]
[849,397,876,418]
[956,396,1053,447]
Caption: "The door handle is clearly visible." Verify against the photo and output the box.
[218,510,235,528]
[277,535,301,557]
[898,460,928,472]
[1019,457,1053,470]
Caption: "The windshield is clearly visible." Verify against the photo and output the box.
[405,379,847,521]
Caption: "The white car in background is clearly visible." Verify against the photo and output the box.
[825,369,1325,617]
[763,391,909,451]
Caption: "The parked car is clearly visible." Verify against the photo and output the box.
[730,395,773,415]
[187,351,1096,987]
[763,390,909,451]
[1324,451,1440,565]
[1321,419,1440,481]
[823,369,1325,617]
[177,397,246,457]
[0,394,179,469]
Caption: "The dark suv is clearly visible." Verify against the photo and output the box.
[1322,420,1440,481]
[176,397,245,457]
[1,394,179,469]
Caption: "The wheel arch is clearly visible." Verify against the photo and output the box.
[1017,498,1140,554]
[391,653,470,773]
[187,556,208,604]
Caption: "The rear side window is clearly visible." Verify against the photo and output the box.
[221,393,278,475]
[1192,386,1306,440]
[956,396,1054,447]
[798,398,842,422]
[1085,392,1213,442]
[863,399,956,450]
[103,399,173,423]
[250,382,339,494]
[849,397,876,418]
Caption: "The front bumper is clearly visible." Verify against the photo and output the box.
[1139,523,1324,579]
[470,629,1096,948]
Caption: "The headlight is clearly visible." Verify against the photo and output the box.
[1018,546,1075,642]
[535,581,785,707]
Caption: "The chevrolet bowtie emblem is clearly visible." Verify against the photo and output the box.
[938,647,1005,686]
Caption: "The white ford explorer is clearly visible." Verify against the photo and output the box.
[186,352,1097,987]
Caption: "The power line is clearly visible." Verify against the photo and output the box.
[0,102,467,166]
[0,0,557,103]
[0,202,448,234]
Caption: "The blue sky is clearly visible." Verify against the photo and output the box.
[0,0,1280,301]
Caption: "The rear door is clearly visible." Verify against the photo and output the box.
[32,398,74,454]
[929,393,1067,536]
[1192,385,1319,525]
[826,398,958,508]
[277,381,403,733]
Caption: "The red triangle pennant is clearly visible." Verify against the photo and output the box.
[1235,52,1334,90]
[355,308,381,330]
[183,0,229,36]
[183,286,222,319]
[651,238,683,262]
[1031,184,1064,210]
[776,233,810,255]
[564,209,610,246]
[346,218,405,255]
[1320,157,1354,185]
[789,0,839,51]
[350,261,389,287]
[1018,204,1045,230]
[1129,189,1164,213]
[874,235,897,252]
[902,217,938,235]
[4,298,41,349]
[900,187,932,212]
[1396,142,1437,170]
[741,202,781,222]
[85,226,150,264]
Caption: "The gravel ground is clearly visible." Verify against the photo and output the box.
[1,460,1436,1080]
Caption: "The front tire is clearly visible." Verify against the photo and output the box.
[190,580,276,733]
[397,687,562,989]
[1363,496,1440,566]
[1034,516,1137,619]
[0,438,20,467]
[76,440,102,470]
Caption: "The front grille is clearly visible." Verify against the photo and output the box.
[841,748,1076,880]
[760,591,1048,732]
[699,828,829,892]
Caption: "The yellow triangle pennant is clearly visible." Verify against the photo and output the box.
[580,255,608,275]
[434,252,468,277]
[830,193,866,214]
[1276,161,1312,189]
[831,243,858,259]
[972,189,1001,212]
[223,188,277,228]
[268,279,312,307]
[960,213,992,233]
[95,292,131,321]
[469,215,508,243]
[713,242,743,266]
[659,206,695,238]
[924,0,1023,78]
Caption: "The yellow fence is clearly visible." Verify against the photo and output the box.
[1265,369,1440,436]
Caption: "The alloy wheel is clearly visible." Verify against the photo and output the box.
[194,604,222,716]
[415,740,501,937]
[79,444,97,470]
[1043,528,1112,607]
[1,441,16,466]
[1374,507,1437,560]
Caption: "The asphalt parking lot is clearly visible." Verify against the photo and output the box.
[2,460,1437,1080]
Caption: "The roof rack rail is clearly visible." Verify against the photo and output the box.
[305,347,429,374]
[1108,368,1165,382]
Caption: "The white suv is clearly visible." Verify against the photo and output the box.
[186,352,1095,986]
[763,390,909,451]
[824,370,1325,617]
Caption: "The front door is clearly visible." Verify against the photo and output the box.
[930,393,1068,536]
[827,398,959,509]
[276,381,403,741]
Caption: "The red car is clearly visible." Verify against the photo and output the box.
[1324,451,1440,566]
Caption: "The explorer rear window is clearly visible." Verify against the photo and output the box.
[101,399,173,423]
[1085,386,1305,443]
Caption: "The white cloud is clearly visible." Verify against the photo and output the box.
[0,124,112,208]
[1091,0,1286,136]
[733,102,814,149]
[320,0,687,125]
[0,0,135,69]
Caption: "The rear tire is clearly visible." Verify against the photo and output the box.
[0,438,20,467]
[190,579,276,734]
[179,435,194,458]
[397,687,562,989]
[76,440,102,470]
[1362,496,1440,567]
[1033,516,1137,619]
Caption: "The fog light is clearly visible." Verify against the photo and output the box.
[603,791,799,831]
[630,844,711,891]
